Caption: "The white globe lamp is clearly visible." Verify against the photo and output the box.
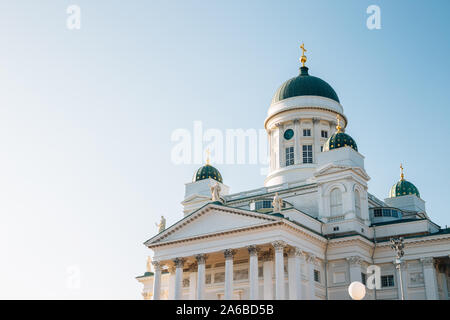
[348,281,366,300]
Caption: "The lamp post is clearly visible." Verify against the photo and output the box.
[390,237,405,300]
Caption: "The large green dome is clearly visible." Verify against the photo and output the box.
[323,130,358,152]
[193,164,223,183]
[272,67,340,104]
[389,179,420,198]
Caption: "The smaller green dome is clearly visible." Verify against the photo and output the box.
[389,179,420,198]
[193,164,223,183]
[323,129,358,152]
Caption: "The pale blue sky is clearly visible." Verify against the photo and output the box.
[0,1,449,299]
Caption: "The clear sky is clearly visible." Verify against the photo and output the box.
[0,1,449,299]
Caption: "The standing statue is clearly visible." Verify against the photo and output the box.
[146,256,152,273]
[272,192,283,213]
[211,182,221,202]
[155,215,166,233]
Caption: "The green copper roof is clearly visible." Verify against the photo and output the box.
[272,67,340,104]
[322,131,358,152]
[389,179,420,198]
[193,164,223,183]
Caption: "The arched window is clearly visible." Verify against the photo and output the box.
[355,189,361,218]
[330,188,343,216]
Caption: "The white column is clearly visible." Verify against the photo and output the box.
[276,123,283,169]
[268,130,273,171]
[347,256,363,283]
[152,261,162,300]
[293,120,300,165]
[173,258,185,300]
[168,266,176,300]
[272,241,286,300]
[196,254,207,300]
[421,257,438,300]
[306,253,316,300]
[262,251,274,300]
[312,118,321,163]
[247,245,259,300]
[288,248,302,300]
[188,266,197,300]
[224,249,236,300]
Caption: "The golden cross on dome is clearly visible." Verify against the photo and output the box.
[400,163,404,180]
[300,43,307,67]
[206,149,211,165]
[336,115,342,133]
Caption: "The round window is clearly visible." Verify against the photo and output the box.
[284,129,294,140]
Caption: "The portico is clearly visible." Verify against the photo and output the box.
[150,241,320,300]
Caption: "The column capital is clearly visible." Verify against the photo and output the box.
[195,254,208,265]
[272,240,286,252]
[247,245,260,256]
[152,261,162,271]
[346,256,364,267]
[223,249,236,260]
[173,257,185,268]
[420,257,435,268]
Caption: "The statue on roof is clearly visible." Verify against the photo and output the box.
[272,192,283,213]
[211,182,221,202]
[155,215,166,233]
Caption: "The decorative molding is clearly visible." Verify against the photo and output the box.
[247,245,260,257]
[288,247,303,257]
[346,256,364,267]
[264,106,347,130]
[306,253,317,264]
[223,249,236,260]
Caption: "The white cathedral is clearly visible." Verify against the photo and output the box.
[137,48,450,300]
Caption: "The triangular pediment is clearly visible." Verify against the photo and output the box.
[314,163,370,180]
[145,204,279,245]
